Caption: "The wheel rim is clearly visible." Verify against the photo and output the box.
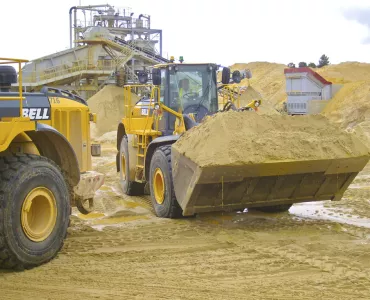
[153,168,165,204]
[21,187,57,242]
[121,153,126,180]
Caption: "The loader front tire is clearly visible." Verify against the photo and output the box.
[149,145,182,218]
[0,154,70,269]
[254,204,292,213]
[119,136,144,196]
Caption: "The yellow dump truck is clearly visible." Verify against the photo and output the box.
[0,58,104,269]
[116,61,370,218]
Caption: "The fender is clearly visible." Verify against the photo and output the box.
[144,135,180,180]
[26,123,80,187]
[117,123,126,151]
[116,123,126,172]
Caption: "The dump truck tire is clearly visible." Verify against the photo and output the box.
[0,154,70,269]
[119,136,144,196]
[254,204,292,213]
[149,145,182,218]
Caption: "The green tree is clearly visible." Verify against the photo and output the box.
[298,62,307,67]
[308,62,317,68]
[318,54,330,68]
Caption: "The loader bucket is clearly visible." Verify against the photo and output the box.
[171,148,369,216]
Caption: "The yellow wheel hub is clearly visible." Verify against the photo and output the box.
[153,168,165,204]
[21,187,57,242]
[121,153,126,180]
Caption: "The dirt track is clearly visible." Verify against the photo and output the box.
[1,144,370,300]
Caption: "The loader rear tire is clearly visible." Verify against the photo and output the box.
[119,135,144,196]
[254,204,292,213]
[149,145,182,218]
[0,154,70,270]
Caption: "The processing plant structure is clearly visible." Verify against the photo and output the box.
[16,4,170,99]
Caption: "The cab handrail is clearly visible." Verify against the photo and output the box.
[0,57,29,118]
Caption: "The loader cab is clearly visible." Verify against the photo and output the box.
[154,63,219,135]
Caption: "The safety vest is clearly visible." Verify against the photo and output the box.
[179,87,191,98]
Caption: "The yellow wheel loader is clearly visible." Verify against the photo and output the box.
[116,61,369,218]
[0,58,104,269]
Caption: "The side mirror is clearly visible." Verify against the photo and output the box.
[221,67,230,84]
[137,71,148,84]
[152,68,161,86]
[232,70,241,84]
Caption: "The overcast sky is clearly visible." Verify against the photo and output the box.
[2,0,370,66]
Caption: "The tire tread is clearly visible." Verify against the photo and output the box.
[155,145,182,218]
[0,153,70,270]
[120,135,144,196]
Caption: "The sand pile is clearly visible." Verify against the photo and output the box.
[230,62,287,109]
[316,62,370,84]
[317,62,370,147]
[238,85,279,115]
[322,81,370,128]
[349,121,370,150]
[172,111,369,167]
[218,85,278,115]
[237,85,262,106]
[88,85,138,138]
[226,62,370,118]
[93,130,117,144]
[317,62,370,128]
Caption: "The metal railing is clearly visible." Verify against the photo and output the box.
[75,13,150,30]
[112,37,167,64]
[22,59,116,83]
[218,84,242,108]
[0,57,29,118]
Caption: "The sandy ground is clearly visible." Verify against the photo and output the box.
[1,144,370,300]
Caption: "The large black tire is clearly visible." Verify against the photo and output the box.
[149,145,182,218]
[0,154,70,270]
[222,67,230,84]
[254,204,292,213]
[119,135,144,196]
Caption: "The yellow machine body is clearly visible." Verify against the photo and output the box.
[115,62,370,218]
[0,58,103,212]
[0,58,105,269]
[1,93,93,173]
[116,63,276,215]
[43,95,93,173]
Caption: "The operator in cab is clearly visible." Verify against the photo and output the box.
[179,78,191,99]
[178,78,197,109]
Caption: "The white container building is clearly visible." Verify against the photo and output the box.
[285,67,332,115]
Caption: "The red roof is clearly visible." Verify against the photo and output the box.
[284,67,332,85]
